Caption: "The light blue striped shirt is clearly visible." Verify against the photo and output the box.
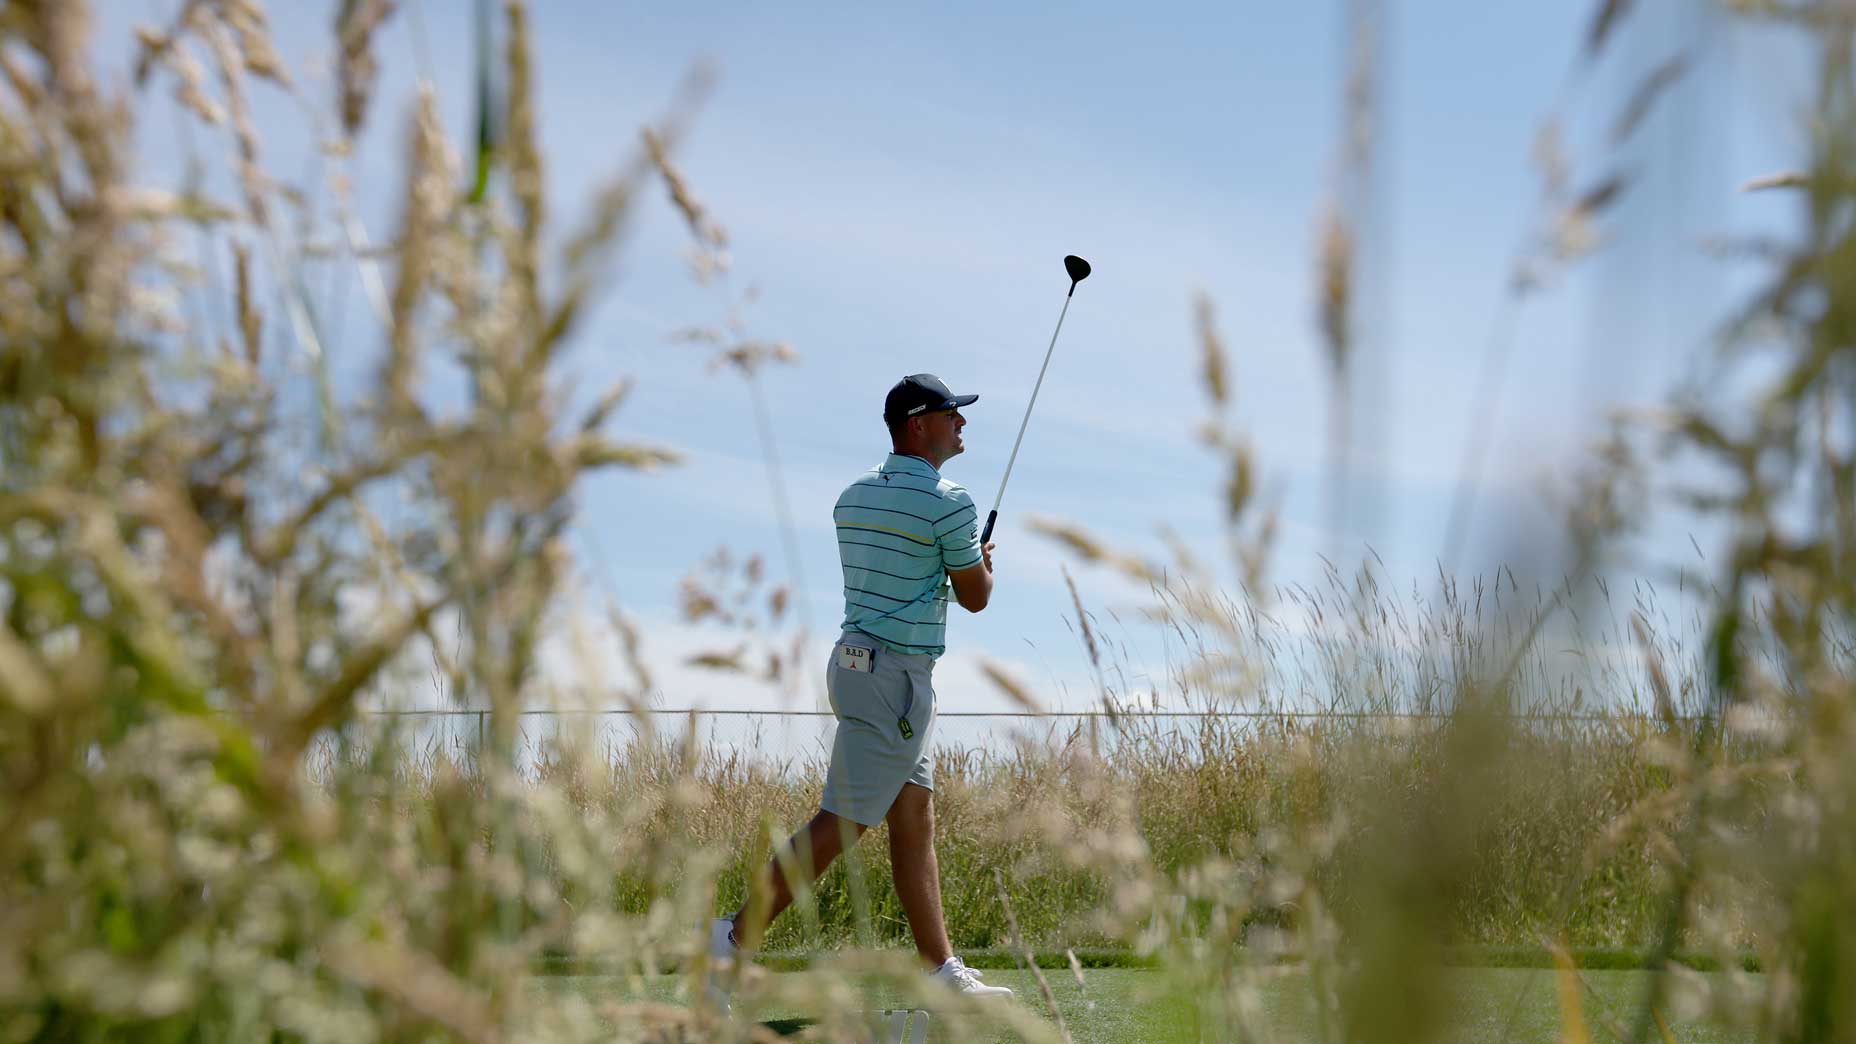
[834,453,983,657]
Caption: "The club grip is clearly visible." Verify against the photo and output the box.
[980,510,997,545]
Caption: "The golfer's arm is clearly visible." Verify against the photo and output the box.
[947,561,992,613]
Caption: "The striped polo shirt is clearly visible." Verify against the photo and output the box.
[834,453,984,657]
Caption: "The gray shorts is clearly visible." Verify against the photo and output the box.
[819,632,936,827]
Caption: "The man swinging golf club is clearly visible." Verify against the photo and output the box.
[707,256,1091,1013]
[707,373,1012,1008]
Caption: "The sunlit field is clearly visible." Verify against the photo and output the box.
[4,1,1853,1042]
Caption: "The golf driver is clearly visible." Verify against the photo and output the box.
[980,254,1092,545]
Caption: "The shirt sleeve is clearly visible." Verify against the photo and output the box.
[934,487,983,571]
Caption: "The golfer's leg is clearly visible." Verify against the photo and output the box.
[734,808,866,945]
[886,782,954,968]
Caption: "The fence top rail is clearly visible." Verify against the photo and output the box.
[352,708,1720,723]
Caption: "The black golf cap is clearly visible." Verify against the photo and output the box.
[883,373,978,426]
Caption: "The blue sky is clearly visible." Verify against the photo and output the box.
[97,1,1811,722]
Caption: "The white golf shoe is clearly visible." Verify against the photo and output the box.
[929,956,1014,998]
[704,917,741,1014]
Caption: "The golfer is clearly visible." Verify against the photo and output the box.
[708,373,1013,1006]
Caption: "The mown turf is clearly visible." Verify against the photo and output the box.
[539,966,1762,1043]
[533,944,1759,976]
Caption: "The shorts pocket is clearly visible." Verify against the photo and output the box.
[826,655,884,725]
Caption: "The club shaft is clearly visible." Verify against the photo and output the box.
[984,290,1074,542]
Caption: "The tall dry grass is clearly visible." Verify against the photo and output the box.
[0,1,827,1040]
[346,561,1773,960]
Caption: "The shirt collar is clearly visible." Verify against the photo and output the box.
[884,452,939,478]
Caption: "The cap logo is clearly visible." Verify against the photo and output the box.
[907,404,927,415]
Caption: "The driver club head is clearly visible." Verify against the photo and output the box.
[1064,254,1092,285]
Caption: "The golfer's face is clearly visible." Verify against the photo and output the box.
[929,408,965,457]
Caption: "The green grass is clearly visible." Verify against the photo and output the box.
[538,966,1762,1043]
[534,944,1760,975]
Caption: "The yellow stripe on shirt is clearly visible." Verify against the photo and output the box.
[835,520,932,546]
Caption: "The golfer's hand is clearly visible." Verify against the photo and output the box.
[981,542,995,573]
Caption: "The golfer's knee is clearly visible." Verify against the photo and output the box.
[811,810,864,847]
[888,784,934,826]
